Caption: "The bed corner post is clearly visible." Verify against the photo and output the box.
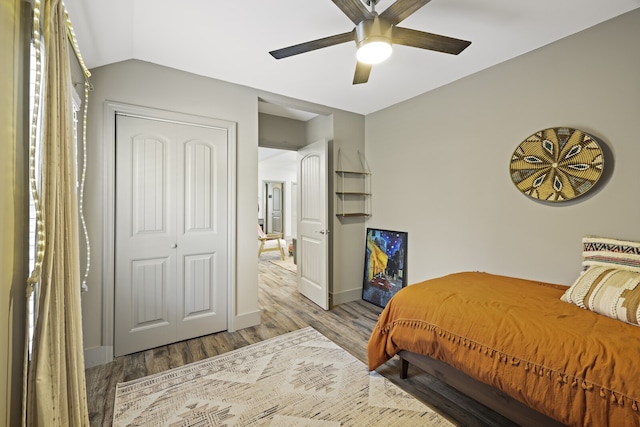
[400,353,409,379]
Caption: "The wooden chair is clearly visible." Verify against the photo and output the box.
[258,225,286,261]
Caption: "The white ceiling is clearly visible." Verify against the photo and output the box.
[64,0,640,116]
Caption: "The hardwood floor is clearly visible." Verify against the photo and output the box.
[85,253,517,426]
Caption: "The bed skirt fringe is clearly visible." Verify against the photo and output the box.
[375,318,638,414]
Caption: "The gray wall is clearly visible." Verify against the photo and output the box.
[365,9,640,287]
[259,113,306,149]
[81,60,366,360]
[326,113,368,304]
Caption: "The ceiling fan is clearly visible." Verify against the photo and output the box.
[269,0,472,84]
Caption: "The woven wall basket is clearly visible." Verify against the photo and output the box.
[510,127,604,202]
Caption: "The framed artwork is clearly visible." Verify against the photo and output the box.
[362,228,408,308]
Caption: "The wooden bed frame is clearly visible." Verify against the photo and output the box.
[398,350,567,427]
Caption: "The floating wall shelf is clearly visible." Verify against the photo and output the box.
[336,150,371,218]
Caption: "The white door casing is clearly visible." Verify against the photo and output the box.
[297,140,329,310]
[114,114,228,356]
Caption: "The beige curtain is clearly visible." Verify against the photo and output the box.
[24,0,90,425]
[2,0,28,425]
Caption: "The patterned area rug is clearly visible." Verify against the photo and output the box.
[269,256,297,273]
[113,327,452,426]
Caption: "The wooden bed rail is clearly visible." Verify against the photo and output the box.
[398,350,567,427]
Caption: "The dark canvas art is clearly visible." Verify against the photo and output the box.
[362,228,407,308]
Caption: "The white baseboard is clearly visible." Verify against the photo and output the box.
[331,287,362,306]
[84,345,113,369]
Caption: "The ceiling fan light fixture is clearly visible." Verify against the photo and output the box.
[354,14,393,65]
[356,38,392,64]
[268,0,472,85]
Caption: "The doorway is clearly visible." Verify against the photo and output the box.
[258,148,297,241]
[256,102,331,311]
[257,142,330,310]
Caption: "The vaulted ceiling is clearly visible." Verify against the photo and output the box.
[64,0,639,115]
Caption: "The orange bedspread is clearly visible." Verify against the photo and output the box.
[368,272,640,427]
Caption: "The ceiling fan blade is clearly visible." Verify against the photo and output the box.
[353,62,372,84]
[380,0,432,25]
[332,0,373,25]
[392,26,471,55]
[269,31,354,59]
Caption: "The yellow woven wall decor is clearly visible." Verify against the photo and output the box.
[510,127,604,202]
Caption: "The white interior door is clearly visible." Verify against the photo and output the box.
[266,181,284,234]
[297,140,329,310]
[115,114,228,356]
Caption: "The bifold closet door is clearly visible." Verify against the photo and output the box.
[114,114,228,356]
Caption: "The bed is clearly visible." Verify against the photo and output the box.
[367,237,640,427]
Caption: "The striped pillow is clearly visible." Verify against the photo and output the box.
[582,236,640,272]
[561,266,640,326]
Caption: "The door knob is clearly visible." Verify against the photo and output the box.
[170,243,177,248]
[318,229,330,235]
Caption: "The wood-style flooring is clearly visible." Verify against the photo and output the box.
[85,253,517,426]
